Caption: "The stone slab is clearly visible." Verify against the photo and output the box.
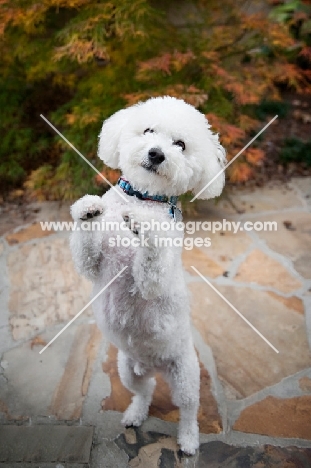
[81,339,111,424]
[0,326,15,363]
[7,237,92,340]
[34,201,72,222]
[0,201,72,237]
[255,211,311,279]
[193,198,238,217]
[267,292,304,314]
[50,324,102,420]
[0,464,86,468]
[0,202,36,237]
[101,345,222,434]
[32,201,72,224]
[190,283,311,399]
[299,376,311,392]
[196,183,303,215]
[235,248,302,293]
[233,395,311,440]
[114,429,311,467]
[291,177,311,208]
[90,439,129,468]
[0,425,93,462]
[114,427,183,468]
[186,227,252,273]
[198,441,311,468]
[182,247,224,278]
[0,324,100,420]
[6,223,55,245]
[227,184,304,213]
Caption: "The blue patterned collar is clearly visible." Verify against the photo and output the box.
[117,177,182,221]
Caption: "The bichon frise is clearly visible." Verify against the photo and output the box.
[70,96,226,455]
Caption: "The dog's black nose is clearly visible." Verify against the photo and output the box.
[148,147,165,165]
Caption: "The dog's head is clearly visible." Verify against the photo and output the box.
[98,96,226,199]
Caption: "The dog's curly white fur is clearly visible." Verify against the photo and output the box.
[70,96,226,455]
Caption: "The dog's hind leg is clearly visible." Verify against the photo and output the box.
[118,350,156,427]
[164,346,200,455]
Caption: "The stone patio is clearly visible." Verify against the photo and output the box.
[0,178,311,467]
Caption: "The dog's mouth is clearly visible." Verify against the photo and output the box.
[141,162,159,174]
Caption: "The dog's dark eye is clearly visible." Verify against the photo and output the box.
[144,128,154,134]
[173,140,186,151]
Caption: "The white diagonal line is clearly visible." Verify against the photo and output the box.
[39,266,128,354]
[191,266,279,353]
[191,115,278,202]
[40,114,128,203]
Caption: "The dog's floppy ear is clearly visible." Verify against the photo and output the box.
[192,132,226,200]
[98,107,134,169]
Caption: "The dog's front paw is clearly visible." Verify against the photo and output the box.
[71,195,104,221]
[178,422,199,456]
[122,211,160,248]
[122,212,140,236]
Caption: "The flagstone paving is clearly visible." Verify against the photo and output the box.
[0,178,311,466]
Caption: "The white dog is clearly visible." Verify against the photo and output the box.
[70,96,226,455]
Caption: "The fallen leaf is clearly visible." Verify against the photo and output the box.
[30,336,47,349]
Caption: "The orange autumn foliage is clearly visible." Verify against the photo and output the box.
[95,167,121,186]
[1,0,310,194]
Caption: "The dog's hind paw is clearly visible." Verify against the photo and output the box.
[121,396,149,427]
[178,422,199,456]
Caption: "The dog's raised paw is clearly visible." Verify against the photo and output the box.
[122,212,141,236]
[71,196,104,221]
[80,206,103,221]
